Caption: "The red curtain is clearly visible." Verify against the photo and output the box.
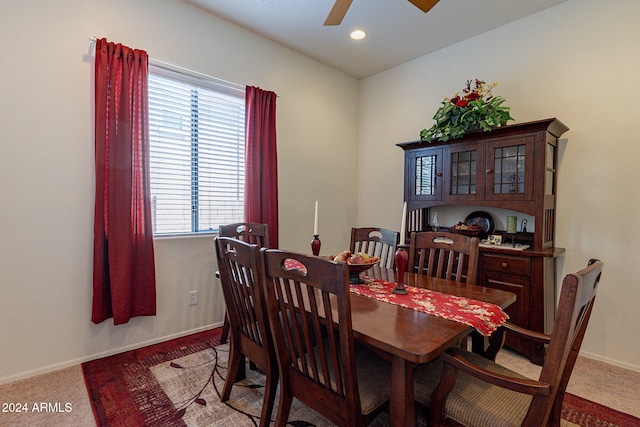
[244,86,279,248]
[92,38,157,325]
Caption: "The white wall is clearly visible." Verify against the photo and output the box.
[358,0,640,370]
[0,0,359,383]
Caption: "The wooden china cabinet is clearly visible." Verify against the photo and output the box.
[397,118,569,365]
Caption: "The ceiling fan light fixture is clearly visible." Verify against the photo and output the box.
[350,30,366,40]
[325,0,439,26]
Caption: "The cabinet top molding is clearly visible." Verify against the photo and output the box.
[397,118,569,150]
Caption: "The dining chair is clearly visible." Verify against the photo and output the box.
[218,222,270,344]
[260,249,391,427]
[219,222,270,247]
[349,227,399,269]
[413,259,604,427]
[214,237,277,427]
[407,231,480,285]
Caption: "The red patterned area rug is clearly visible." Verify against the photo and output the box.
[82,328,640,427]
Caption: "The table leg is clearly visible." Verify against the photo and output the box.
[471,330,486,354]
[389,356,415,427]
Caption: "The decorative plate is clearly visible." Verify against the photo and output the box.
[464,211,495,234]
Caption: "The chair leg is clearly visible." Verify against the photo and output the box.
[548,394,563,427]
[258,370,278,427]
[221,344,245,402]
[274,388,294,427]
[220,312,230,344]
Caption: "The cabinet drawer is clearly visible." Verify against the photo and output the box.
[482,254,531,277]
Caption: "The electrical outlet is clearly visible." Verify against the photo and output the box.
[189,290,198,306]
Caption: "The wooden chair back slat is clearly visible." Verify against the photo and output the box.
[408,231,479,285]
[220,222,270,248]
[216,238,265,346]
[218,222,270,344]
[350,227,399,269]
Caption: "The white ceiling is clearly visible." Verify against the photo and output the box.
[183,0,569,79]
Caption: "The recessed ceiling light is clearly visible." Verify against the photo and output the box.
[350,30,366,40]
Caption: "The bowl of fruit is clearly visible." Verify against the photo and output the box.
[452,222,484,237]
[330,250,380,284]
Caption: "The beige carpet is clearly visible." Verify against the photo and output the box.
[0,365,96,427]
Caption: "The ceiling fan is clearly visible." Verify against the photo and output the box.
[324,0,440,26]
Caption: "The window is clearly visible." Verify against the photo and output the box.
[148,65,245,235]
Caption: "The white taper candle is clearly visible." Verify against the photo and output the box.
[314,201,319,235]
[400,202,407,245]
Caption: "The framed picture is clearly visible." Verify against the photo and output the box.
[487,234,502,245]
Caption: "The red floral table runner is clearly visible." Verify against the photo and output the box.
[282,259,508,336]
[351,276,508,336]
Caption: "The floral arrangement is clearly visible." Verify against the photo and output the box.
[420,79,514,142]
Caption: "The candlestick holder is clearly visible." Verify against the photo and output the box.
[311,235,321,256]
[393,244,409,294]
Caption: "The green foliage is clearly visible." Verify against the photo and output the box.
[420,80,514,143]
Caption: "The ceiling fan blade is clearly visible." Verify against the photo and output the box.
[408,0,440,13]
[324,0,353,26]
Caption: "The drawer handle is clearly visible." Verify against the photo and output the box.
[501,262,508,269]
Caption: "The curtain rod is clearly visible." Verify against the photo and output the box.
[89,36,246,92]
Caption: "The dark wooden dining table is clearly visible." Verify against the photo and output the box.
[347,265,517,427]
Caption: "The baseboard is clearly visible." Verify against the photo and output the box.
[0,323,222,385]
[580,350,640,373]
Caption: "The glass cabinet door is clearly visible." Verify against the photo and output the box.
[451,150,476,194]
[486,136,534,200]
[409,148,443,202]
[445,143,483,201]
[494,145,525,194]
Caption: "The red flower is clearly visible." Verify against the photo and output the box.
[450,96,460,105]
[455,99,468,107]
[466,91,480,101]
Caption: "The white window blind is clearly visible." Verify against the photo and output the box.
[148,66,245,235]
